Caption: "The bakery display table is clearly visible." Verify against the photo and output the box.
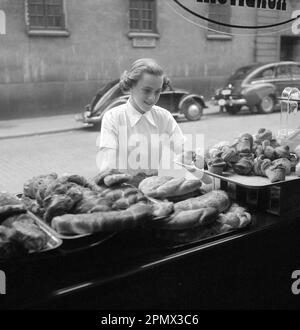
[1,210,300,310]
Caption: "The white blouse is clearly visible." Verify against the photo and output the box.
[96,100,185,175]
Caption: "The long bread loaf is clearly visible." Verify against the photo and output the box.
[174,190,230,213]
[139,176,202,199]
[51,202,153,234]
[159,207,218,230]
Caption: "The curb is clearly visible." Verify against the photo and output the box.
[0,127,84,140]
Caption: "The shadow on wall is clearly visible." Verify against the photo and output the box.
[0,76,228,120]
[0,81,104,120]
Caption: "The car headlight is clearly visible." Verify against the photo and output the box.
[84,110,92,117]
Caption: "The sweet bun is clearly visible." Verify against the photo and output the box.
[265,164,286,183]
[237,133,254,152]
[274,145,290,159]
[264,146,275,160]
[221,148,239,163]
[253,156,265,176]
[295,162,300,176]
[271,158,291,175]
[294,144,300,159]
[260,158,272,176]
[207,158,226,175]
[255,128,273,142]
[232,157,253,175]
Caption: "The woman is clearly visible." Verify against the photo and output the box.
[96,58,187,175]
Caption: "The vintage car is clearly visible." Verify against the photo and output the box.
[75,79,207,127]
[212,61,300,115]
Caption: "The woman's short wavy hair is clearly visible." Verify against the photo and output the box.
[119,58,170,92]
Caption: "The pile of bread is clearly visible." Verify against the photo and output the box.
[18,171,252,244]
[139,177,251,242]
[0,192,49,258]
[205,128,300,182]
[22,171,152,235]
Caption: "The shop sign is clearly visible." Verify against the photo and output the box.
[196,0,287,11]
[0,270,6,294]
[173,0,296,30]
[292,10,300,35]
[0,10,6,35]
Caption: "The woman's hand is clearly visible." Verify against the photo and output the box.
[174,150,196,165]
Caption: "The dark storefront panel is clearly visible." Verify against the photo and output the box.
[2,212,300,310]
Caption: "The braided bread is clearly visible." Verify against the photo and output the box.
[51,202,153,234]
[158,207,218,230]
[138,176,202,199]
[174,190,230,213]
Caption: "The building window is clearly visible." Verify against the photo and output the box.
[25,0,69,36]
[129,0,156,33]
[128,0,159,48]
[207,4,232,40]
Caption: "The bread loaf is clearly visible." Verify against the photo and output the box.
[139,176,173,196]
[93,169,122,186]
[51,202,153,234]
[159,207,218,230]
[217,203,251,229]
[104,173,133,187]
[139,176,201,199]
[0,205,27,223]
[174,190,230,213]
[155,177,186,198]
[151,200,174,218]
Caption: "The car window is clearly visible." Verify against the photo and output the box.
[93,83,124,111]
[249,66,275,82]
[291,64,300,78]
[229,65,255,80]
[90,79,120,109]
[276,65,293,78]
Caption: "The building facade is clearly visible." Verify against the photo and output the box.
[0,0,298,119]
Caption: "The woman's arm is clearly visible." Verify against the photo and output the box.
[96,148,117,172]
[167,114,186,155]
[96,110,119,172]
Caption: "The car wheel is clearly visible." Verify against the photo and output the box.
[258,95,275,114]
[182,99,203,121]
[225,105,240,115]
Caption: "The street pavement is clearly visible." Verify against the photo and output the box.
[0,106,285,193]
[0,113,84,140]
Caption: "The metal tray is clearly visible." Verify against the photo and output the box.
[58,231,117,252]
[173,162,300,188]
[148,222,251,250]
[16,193,113,241]
[204,170,300,188]
[0,211,62,261]
[31,212,117,249]
[35,214,117,246]
[28,212,63,253]
[56,231,94,240]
